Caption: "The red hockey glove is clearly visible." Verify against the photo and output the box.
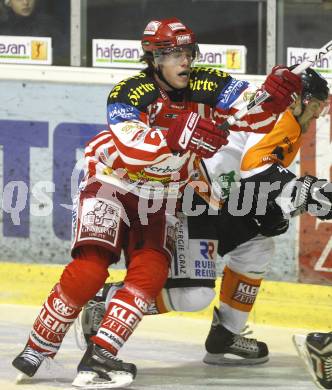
[166,112,229,159]
[261,65,302,114]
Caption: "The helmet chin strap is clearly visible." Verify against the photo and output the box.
[155,65,179,91]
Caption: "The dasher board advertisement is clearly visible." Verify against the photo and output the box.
[93,39,247,73]
[196,44,246,74]
[287,47,332,78]
[93,39,144,69]
[0,36,52,65]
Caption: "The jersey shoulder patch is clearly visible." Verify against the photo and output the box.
[108,71,159,110]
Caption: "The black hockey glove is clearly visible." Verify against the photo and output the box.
[253,200,290,237]
[292,175,332,220]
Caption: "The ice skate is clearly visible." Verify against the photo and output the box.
[12,345,50,378]
[203,307,269,365]
[293,332,332,389]
[72,343,137,389]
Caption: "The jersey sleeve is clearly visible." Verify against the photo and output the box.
[188,67,276,132]
[239,109,302,179]
[106,72,173,168]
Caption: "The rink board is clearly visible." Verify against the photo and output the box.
[1,262,331,331]
[0,64,330,285]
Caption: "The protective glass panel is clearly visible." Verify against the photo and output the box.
[87,0,267,74]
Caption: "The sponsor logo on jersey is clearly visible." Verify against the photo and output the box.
[166,224,177,258]
[189,76,218,92]
[168,22,186,31]
[143,21,161,35]
[52,298,76,317]
[120,122,146,135]
[108,103,139,124]
[213,170,236,199]
[148,165,180,174]
[128,83,156,106]
[283,136,294,153]
[108,72,146,100]
[176,34,192,45]
[200,240,215,260]
[232,281,259,305]
[127,170,172,184]
[218,79,249,110]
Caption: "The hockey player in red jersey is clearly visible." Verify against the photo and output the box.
[12,17,301,389]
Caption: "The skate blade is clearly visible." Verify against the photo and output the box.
[72,370,134,389]
[292,334,325,389]
[15,372,31,384]
[203,352,269,366]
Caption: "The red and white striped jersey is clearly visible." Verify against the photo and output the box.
[84,67,278,198]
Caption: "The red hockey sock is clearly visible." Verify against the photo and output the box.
[92,248,169,354]
[27,245,112,356]
[28,283,81,357]
[91,287,147,355]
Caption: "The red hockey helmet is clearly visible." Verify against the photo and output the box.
[141,17,197,53]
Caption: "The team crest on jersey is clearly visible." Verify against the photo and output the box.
[78,198,121,246]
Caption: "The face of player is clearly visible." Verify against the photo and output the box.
[8,0,36,17]
[298,97,330,133]
[154,46,196,90]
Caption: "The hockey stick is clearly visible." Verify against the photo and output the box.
[218,39,332,131]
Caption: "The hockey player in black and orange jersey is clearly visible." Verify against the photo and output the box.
[201,67,331,366]
[12,17,301,388]
[75,68,331,370]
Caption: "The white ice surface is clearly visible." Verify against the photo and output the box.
[1,304,316,389]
